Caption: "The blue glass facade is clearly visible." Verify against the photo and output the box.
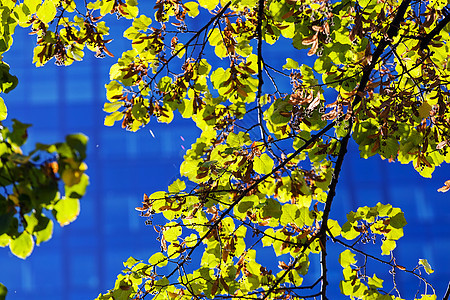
[0,6,449,299]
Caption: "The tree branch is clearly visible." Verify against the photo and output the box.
[420,7,450,50]
[443,281,450,300]
[353,0,412,109]
[319,234,328,300]
[256,0,268,146]
[317,0,412,296]
[146,1,232,90]
[163,0,415,291]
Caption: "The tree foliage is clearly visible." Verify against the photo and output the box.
[0,0,89,292]
[1,0,450,299]
[0,123,89,259]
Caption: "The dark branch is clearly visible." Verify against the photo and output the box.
[317,0,413,296]
[158,0,416,293]
[353,0,412,109]
[256,0,269,147]
[147,1,232,89]
[420,7,450,50]
[443,281,450,300]
[319,234,328,300]
[318,118,352,300]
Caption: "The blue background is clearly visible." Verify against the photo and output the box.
[1,3,449,299]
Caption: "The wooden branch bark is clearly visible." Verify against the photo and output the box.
[256,0,268,145]
[420,8,450,50]
[444,281,450,300]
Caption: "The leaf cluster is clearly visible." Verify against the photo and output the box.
[1,0,449,299]
[0,120,89,259]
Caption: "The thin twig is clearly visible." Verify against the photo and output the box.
[145,2,232,92]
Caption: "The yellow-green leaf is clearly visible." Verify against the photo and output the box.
[185,2,199,17]
[34,219,54,245]
[283,58,299,70]
[419,259,434,274]
[198,0,218,10]
[339,249,356,268]
[54,198,80,226]
[36,0,57,24]
[149,252,168,267]
[10,232,34,259]
[253,153,274,174]
[0,97,7,121]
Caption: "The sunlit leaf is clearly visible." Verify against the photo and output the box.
[36,0,57,23]
[339,249,356,268]
[419,259,434,274]
[367,274,383,289]
[283,58,299,70]
[253,153,274,175]
[10,232,34,259]
[149,252,168,267]
[185,2,199,17]
[0,97,7,121]
[53,198,80,226]
[34,219,54,245]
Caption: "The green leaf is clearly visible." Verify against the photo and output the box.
[8,119,31,147]
[65,172,89,199]
[327,219,341,237]
[158,76,173,92]
[0,282,6,300]
[339,249,356,268]
[368,274,383,289]
[0,62,18,93]
[416,294,437,300]
[253,153,274,174]
[133,14,152,30]
[163,222,182,242]
[53,198,80,226]
[149,252,168,267]
[36,0,57,23]
[185,233,198,248]
[0,97,8,121]
[0,208,14,236]
[236,195,257,213]
[389,212,407,229]
[65,133,88,160]
[121,2,139,19]
[283,58,299,70]
[261,228,275,247]
[227,132,250,147]
[419,259,434,274]
[198,0,218,10]
[185,2,199,17]
[100,0,115,15]
[33,218,53,245]
[24,213,39,232]
[261,198,282,219]
[341,221,359,240]
[168,179,186,193]
[104,111,124,126]
[103,102,124,113]
[123,256,140,268]
[112,285,133,300]
[381,239,396,255]
[154,276,169,289]
[10,232,34,259]
[0,234,11,247]
[280,204,299,226]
